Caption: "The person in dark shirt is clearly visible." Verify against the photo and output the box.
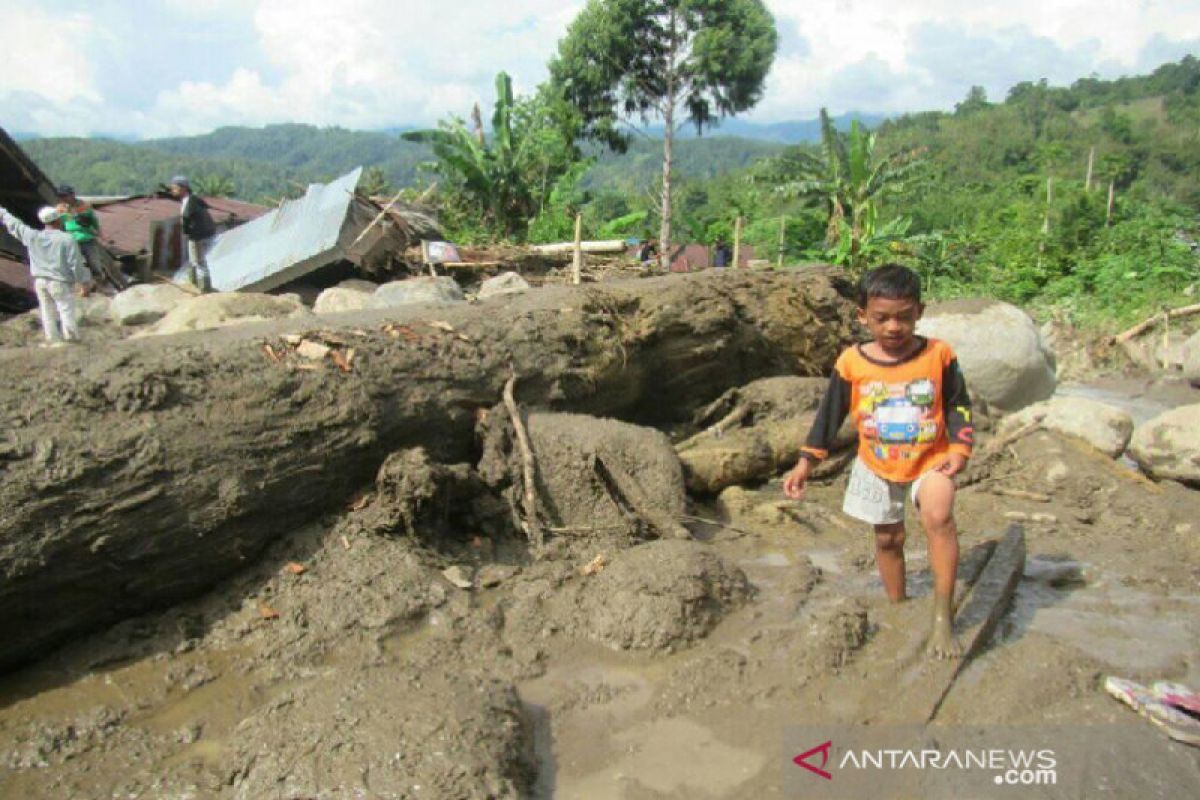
[168,175,217,293]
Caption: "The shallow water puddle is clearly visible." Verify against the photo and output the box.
[1010,557,1200,677]
[558,717,767,799]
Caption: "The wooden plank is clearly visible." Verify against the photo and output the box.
[866,528,1024,725]
[925,525,1026,722]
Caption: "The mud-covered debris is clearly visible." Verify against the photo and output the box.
[442,566,474,590]
[579,554,608,577]
[295,339,330,360]
[257,602,280,620]
[479,411,687,544]
[283,562,306,575]
[478,564,518,588]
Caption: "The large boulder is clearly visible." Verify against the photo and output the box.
[998,396,1133,458]
[1182,331,1200,387]
[478,271,531,299]
[77,294,114,326]
[313,287,373,315]
[110,284,192,326]
[372,276,464,308]
[138,292,311,336]
[917,299,1056,413]
[1128,404,1200,485]
[336,278,379,293]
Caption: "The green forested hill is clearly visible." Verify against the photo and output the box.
[21,124,782,204]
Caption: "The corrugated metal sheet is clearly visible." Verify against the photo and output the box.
[207,168,362,293]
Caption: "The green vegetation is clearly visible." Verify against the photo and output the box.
[19,50,1200,329]
[402,73,581,240]
[548,0,777,248]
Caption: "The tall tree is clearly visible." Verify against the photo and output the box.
[549,0,777,253]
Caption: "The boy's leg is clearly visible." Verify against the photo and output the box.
[874,522,907,602]
[916,471,962,659]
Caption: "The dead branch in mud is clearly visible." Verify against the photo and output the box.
[987,487,1051,503]
[593,454,691,540]
[503,374,544,552]
[1113,302,1200,343]
[675,403,751,452]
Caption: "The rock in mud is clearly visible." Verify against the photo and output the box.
[478,271,531,299]
[998,396,1133,458]
[1182,331,1200,387]
[313,286,374,315]
[480,411,687,541]
[138,292,311,336]
[77,294,114,326]
[918,299,1056,413]
[578,540,751,651]
[1129,404,1200,485]
[528,412,686,538]
[372,276,465,308]
[231,670,532,800]
[506,541,750,653]
[110,283,192,325]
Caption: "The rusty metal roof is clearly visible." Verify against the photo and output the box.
[91,194,269,258]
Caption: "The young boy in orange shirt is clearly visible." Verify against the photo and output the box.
[783,264,974,658]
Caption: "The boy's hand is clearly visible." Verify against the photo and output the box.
[783,458,812,500]
[935,453,967,478]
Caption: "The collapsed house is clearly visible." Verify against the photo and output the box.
[0,127,59,313]
[206,167,442,293]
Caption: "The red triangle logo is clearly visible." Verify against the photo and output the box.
[793,740,833,780]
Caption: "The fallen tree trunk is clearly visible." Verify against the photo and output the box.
[0,270,855,670]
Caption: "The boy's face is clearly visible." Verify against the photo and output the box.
[858,295,923,354]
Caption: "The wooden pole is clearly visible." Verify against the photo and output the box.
[571,213,583,285]
[777,215,786,269]
[733,216,743,269]
[1084,146,1095,192]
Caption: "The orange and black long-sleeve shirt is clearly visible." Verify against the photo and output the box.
[799,337,973,483]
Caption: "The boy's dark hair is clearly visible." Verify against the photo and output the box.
[857,263,922,307]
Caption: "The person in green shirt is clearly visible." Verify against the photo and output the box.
[55,185,125,289]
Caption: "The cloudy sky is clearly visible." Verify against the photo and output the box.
[1,0,1198,139]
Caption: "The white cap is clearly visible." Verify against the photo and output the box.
[37,206,59,225]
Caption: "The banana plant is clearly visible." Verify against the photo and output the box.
[770,108,925,269]
[403,72,533,237]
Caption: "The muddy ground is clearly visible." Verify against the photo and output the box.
[2,285,1200,797]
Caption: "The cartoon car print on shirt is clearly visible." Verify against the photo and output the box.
[872,397,923,444]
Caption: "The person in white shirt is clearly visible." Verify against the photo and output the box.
[0,204,93,346]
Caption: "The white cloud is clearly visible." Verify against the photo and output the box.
[754,0,1200,120]
[0,7,101,106]
[0,0,1198,136]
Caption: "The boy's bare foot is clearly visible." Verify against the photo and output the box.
[926,623,963,660]
[927,592,962,660]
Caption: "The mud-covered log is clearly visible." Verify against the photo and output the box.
[0,270,855,669]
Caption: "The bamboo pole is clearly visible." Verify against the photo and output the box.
[571,213,583,286]
[733,216,743,269]
[777,215,786,269]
